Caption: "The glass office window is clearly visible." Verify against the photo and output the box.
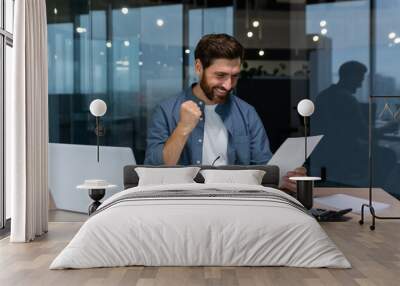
[5,0,13,33]
[45,0,400,198]
[5,43,12,219]
[188,6,233,85]
[306,1,370,99]
[48,2,188,163]
[375,1,400,97]
[371,96,400,198]
[138,4,183,110]
[91,10,107,95]
[47,23,74,95]
[1,0,14,228]
[306,1,371,188]
[0,37,3,228]
[77,14,91,96]
[372,0,400,198]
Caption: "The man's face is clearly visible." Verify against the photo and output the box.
[196,58,241,103]
[347,73,366,93]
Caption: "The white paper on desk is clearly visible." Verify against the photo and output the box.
[267,135,323,186]
[314,194,390,214]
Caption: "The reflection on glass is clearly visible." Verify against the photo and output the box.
[372,97,400,198]
[306,0,369,100]
[307,1,370,188]
[376,0,400,97]
[373,0,400,198]
[312,61,369,186]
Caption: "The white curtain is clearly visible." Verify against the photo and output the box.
[8,0,49,242]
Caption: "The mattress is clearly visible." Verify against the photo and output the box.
[50,183,351,269]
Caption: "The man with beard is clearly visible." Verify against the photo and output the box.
[144,34,304,192]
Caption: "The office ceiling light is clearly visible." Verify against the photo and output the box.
[185,49,190,54]
[156,19,164,27]
[258,50,264,56]
[116,60,129,66]
[54,8,58,15]
[124,40,130,47]
[394,37,400,44]
[313,35,319,42]
[252,20,260,28]
[121,7,128,15]
[106,41,112,48]
[76,27,87,33]
[388,32,396,39]
[247,31,253,38]
[320,20,327,27]
[321,28,328,35]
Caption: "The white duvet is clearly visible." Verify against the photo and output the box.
[50,183,351,269]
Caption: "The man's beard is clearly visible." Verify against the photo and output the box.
[199,75,231,103]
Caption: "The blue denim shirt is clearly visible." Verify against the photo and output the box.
[144,85,272,165]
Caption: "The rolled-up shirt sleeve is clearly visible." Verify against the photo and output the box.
[144,105,170,165]
[249,106,273,165]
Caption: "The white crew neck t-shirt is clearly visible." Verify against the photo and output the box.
[202,104,228,165]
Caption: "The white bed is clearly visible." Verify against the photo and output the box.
[50,183,351,269]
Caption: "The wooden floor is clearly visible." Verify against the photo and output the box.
[1,188,400,286]
[48,209,88,222]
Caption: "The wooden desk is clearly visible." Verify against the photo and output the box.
[314,187,400,218]
[312,188,400,286]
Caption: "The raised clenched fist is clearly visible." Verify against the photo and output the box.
[177,100,202,135]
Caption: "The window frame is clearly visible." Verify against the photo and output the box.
[0,0,13,231]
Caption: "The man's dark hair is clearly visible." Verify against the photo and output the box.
[339,61,368,79]
[194,34,244,69]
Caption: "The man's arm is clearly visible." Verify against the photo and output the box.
[163,101,202,165]
[162,123,191,165]
[144,100,201,165]
[248,106,273,164]
[144,105,171,165]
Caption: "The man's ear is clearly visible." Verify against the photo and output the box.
[194,59,203,77]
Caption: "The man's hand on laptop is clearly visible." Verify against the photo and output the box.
[281,167,307,194]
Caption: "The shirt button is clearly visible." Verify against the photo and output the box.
[196,160,201,164]
[198,101,203,105]
[199,117,203,121]
[198,139,202,143]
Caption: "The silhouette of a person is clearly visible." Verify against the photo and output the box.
[312,61,397,187]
